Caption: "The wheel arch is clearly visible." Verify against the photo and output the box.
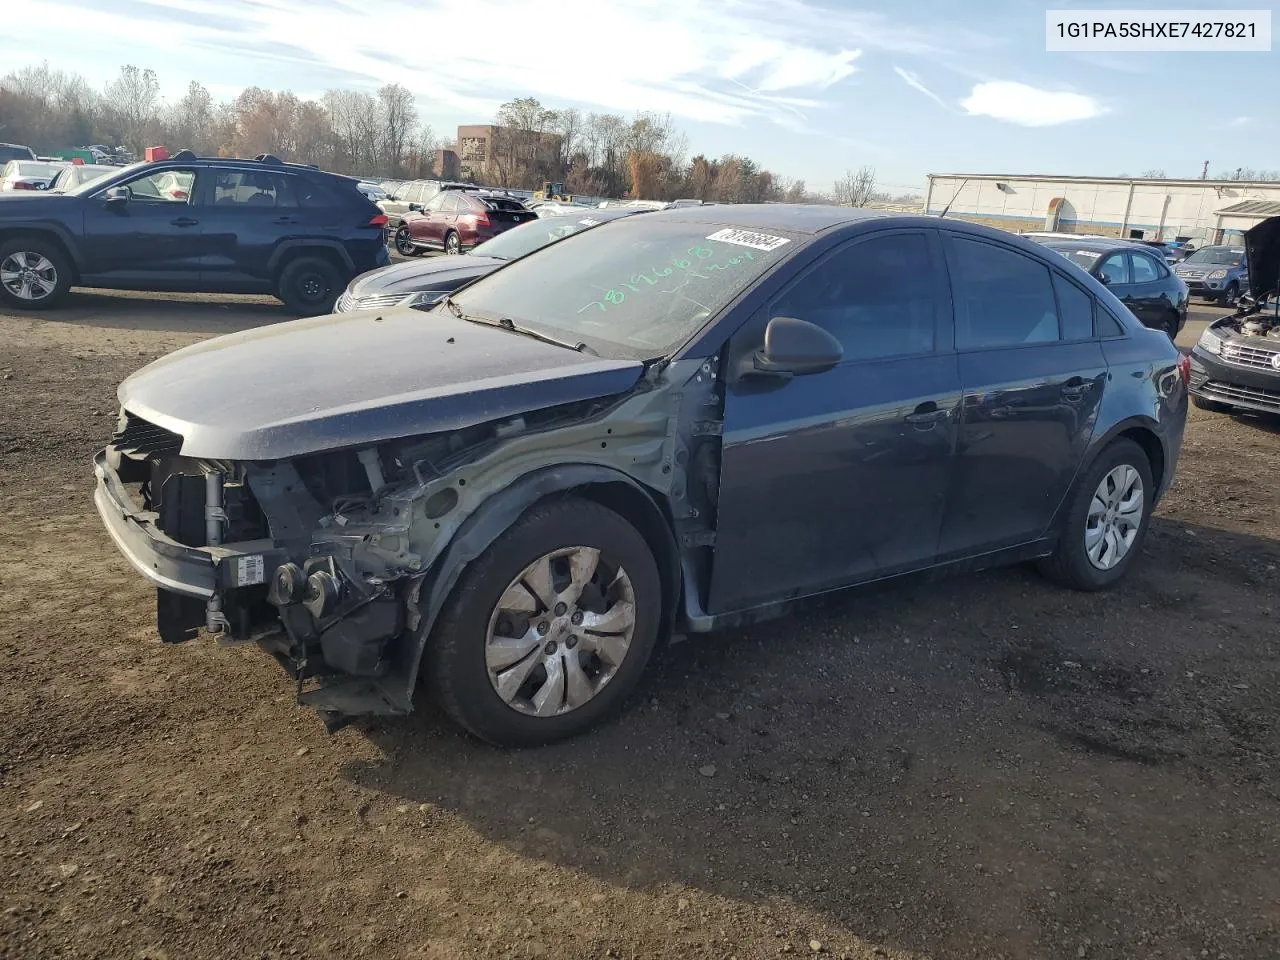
[1084,416,1168,498]
[0,226,83,279]
[268,240,354,280]
[393,463,680,711]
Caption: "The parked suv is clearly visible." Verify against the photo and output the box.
[399,189,537,254]
[0,143,38,163]
[0,151,390,313]
[1174,245,1248,303]
[379,180,481,238]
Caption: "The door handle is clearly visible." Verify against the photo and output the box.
[1061,377,1088,402]
[904,403,950,427]
[170,217,199,227]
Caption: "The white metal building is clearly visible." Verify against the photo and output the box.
[923,173,1280,246]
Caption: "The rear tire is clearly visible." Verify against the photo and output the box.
[426,498,661,747]
[1192,394,1234,413]
[0,237,73,310]
[276,256,343,315]
[444,231,461,255]
[1037,439,1153,591]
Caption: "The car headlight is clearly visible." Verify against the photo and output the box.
[400,290,445,310]
[1207,269,1228,280]
[1197,327,1223,354]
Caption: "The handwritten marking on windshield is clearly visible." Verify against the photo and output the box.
[577,247,757,315]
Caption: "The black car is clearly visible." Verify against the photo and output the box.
[0,142,37,163]
[1038,238,1188,339]
[0,151,390,314]
[93,206,1186,745]
[337,208,646,312]
[1189,216,1280,416]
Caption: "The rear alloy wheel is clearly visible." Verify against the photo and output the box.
[394,225,421,257]
[276,256,343,315]
[426,498,661,746]
[1037,438,1153,591]
[0,238,72,310]
[444,231,461,255]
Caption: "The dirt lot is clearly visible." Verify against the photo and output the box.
[1,291,1278,960]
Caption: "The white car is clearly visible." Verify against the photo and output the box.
[0,160,69,192]
[48,164,116,192]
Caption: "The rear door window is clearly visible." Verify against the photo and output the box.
[947,237,1060,349]
[1052,273,1095,341]
[1129,252,1162,282]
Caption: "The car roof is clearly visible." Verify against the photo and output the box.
[1041,237,1154,253]
[646,202,893,234]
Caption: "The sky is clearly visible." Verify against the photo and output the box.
[3,0,1277,194]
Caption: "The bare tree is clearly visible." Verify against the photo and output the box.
[167,81,216,154]
[104,65,160,152]
[1140,168,1167,179]
[832,166,877,207]
[377,83,417,176]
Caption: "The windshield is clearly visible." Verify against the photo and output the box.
[65,160,146,196]
[470,214,618,261]
[446,218,797,359]
[1183,247,1242,266]
[54,166,111,191]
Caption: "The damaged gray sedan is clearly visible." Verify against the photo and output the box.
[94,205,1186,745]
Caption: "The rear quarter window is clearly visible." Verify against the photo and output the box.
[296,176,359,208]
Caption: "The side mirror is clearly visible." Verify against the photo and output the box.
[1097,273,1111,286]
[104,185,130,205]
[408,202,422,212]
[753,316,842,377]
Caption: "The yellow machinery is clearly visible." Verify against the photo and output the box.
[532,181,572,202]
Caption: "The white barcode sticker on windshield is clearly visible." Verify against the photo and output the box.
[578,218,599,226]
[235,554,265,587]
[706,228,791,251]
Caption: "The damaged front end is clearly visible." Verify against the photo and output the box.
[93,356,720,731]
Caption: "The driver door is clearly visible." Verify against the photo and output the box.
[80,167,209,287]
[708,229,961,614]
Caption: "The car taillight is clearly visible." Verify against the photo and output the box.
[367,214,388,228]
[12,182,35,190]
[473,212,491,228]
[1176,353,1190,386]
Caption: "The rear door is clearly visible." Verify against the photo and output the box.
[408,193,449,247]
[200,168,305,286]
[938,235,1107,559]
[709,229,962,613]
[1095,250,1138,319]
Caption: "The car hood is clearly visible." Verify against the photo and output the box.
[118,309,644,460]
[347,255,506,297]
[1245,216,1280,299]
[0,193,77,211]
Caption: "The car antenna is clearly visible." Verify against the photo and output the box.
[938,178,968,219]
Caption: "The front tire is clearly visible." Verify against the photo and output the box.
[1221,281,1239,306]
[444,231,461,255]
[276,256,343,315]
[1037,439,1153,591]
[0,237,73,310]
[394,226,421,257]
[426,498,662,747]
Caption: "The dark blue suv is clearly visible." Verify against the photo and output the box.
[0,151,390,314]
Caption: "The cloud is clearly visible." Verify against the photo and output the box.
[1222,116,1252,128]
[960,81,1104,126]
[892,66,949,110]
[7,0,957,129]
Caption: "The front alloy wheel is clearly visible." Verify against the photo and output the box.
[444,231,461,255]
[426,498,661,746]
[485,547,636,717]
[394,225,417,256]
[0,251,58,302]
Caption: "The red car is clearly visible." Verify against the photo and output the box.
[398,189,537,255]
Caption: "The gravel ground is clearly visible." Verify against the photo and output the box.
[1,291,1277,960]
